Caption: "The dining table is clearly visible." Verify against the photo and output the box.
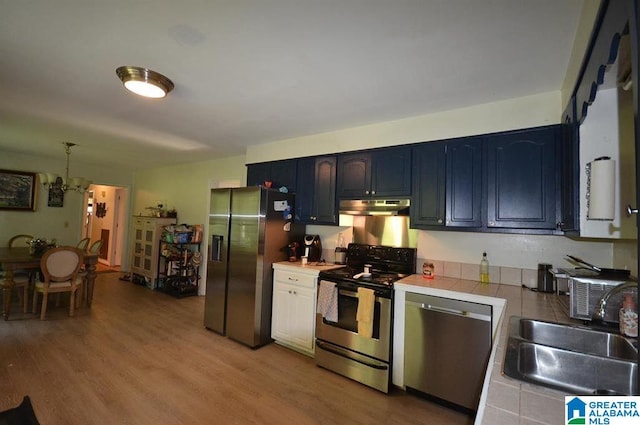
[0,246,98,320]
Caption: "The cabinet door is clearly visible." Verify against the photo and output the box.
[560,99,579,232]
[313,156,338,225]
[246,162,270,187]
[446,138,483,227]
[271,281,292,341]
[337,153,371,199]
[294,158,315,223]
[270,159,297,192]
[246,160,297,191]
[142,222,155,274]
[371,147,411,197]
[289,285,315,351]
[486,127,558,229]
[131,220,144,273]
[410,142,446,227]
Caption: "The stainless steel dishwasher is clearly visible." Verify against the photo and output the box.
[404,293,492,412]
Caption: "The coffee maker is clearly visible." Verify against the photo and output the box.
[303,235,322,262]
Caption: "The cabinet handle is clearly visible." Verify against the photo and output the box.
[626,205,638,216]
[365,190,370,195]
[292,291,297,295]
[556,221,564,230]
[488,221,495,226]
[371,190,376,195]
[288,277,299,282]
[438,219,443,224]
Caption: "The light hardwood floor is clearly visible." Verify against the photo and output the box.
[1,273,474,425]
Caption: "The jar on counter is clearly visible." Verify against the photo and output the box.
[619,294,638,338]
[422,262,434,279]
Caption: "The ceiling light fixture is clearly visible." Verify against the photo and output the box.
[38,142,92,193]
[116,66,174,98]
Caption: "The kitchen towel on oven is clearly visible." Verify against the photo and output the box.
[317,280,338,322]
[356,287,375,338]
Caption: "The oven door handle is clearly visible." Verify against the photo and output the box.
[336,285,388,299]
[316,341,388,370]
[337,288,358,298]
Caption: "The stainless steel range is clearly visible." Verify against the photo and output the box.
[315,243,416,393]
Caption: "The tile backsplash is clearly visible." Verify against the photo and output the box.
[418,258,537,287]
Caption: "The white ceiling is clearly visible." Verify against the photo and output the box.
[0,0,583,170]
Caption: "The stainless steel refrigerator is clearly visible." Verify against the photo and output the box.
[204,186,303,348]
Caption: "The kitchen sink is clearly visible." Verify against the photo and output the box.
[503,316,638,395]
[518,318,638,360]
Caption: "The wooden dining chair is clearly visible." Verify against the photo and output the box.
[77,240,103,304]
[0,272,32,314]
[76,237,90,252]
[8,234,34,248]
[32,246,84,320]
[87,240,103,256]
[0,234,35,314]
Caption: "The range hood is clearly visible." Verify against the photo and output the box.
[339,199,410,216]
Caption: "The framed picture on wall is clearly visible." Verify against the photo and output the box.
[0,169,37,211]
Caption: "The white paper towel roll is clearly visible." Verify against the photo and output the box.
[587,157,615,220]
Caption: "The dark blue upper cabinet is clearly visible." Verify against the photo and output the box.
[410,142,446,227]
[295,156,337,225]
[337,147,411,198]
[337,153,371,198]
[486,127,559,229]
[295,158,315,223]
[446,138,483,228]
[560,98,579,233]
[246,162,270,187]
[246,159,297,192]
[313,156,338,224]
[371,148,412,197]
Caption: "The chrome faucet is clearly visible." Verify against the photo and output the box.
[592,281,638,322]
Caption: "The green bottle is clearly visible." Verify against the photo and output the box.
[480,252,490,284]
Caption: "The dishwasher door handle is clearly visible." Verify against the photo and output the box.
[406,300,491,321]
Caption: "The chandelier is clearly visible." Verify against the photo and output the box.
[38,142,92,193]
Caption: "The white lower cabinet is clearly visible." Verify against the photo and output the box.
[271,268,318,356]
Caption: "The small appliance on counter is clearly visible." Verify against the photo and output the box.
[334,232,347,265]
[537,263,554,293]
[287,242,300,262]
[303,235,322,262]
[334,247,347,264]
[554,268,633,323]
[560,254,635,323]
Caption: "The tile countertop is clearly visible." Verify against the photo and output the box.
[394,274,576,425]
[272,260,345,275]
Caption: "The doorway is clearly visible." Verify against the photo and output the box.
[83,185,129,269]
